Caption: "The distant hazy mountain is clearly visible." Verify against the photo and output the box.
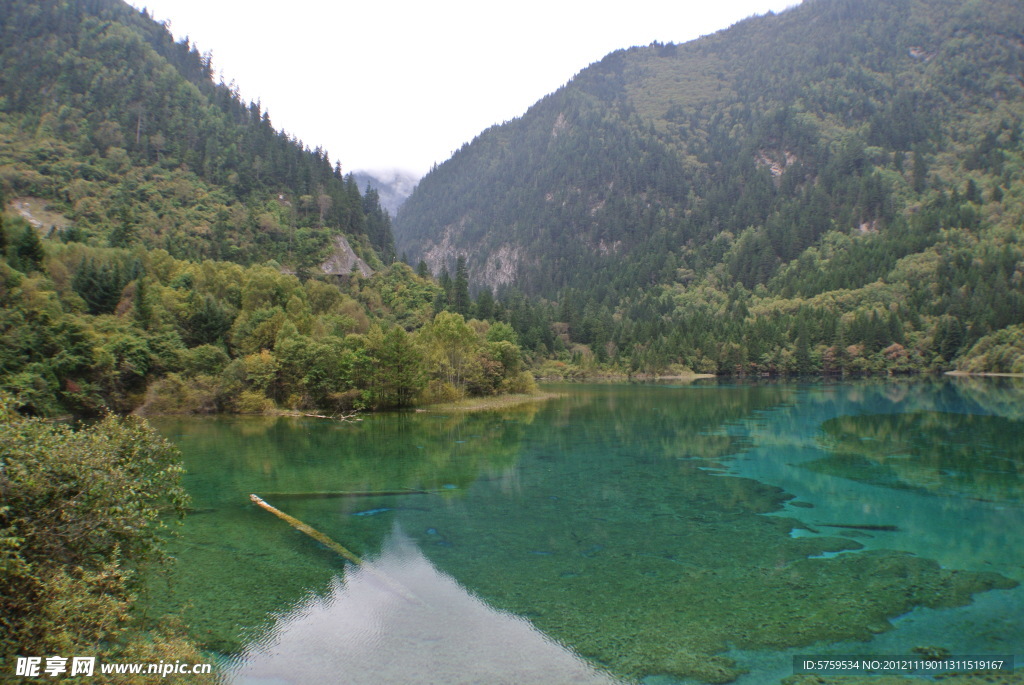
[354,169,420,216]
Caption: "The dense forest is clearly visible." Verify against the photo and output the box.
[2,0,1022,675]
[0,0,536,418]
[0,0,538,671]
[0,0,395,265]
[395,0,1024,377]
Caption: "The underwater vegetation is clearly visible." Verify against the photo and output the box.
[145,382,1022,683]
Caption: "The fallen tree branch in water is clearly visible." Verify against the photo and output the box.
[248,494,422,605]
[297,411,362,421]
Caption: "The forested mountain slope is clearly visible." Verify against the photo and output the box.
[395,0,1024,375]
[0,0,535,416]
[0,0,395,266]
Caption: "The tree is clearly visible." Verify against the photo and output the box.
[437,266,453,307]
[912,149,927,193]
[71,257,137,314]
[0,188,6,257]
[0,394,202,668]
[182,293,235,346]
[107,208,137,248]
[368,326,426,408]
[794,331,812,374]
[6,224,44,273]
[475,287,496,320]
[451,255,471,317]
[416,311,480,391]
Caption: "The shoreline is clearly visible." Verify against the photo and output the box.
[535,372,717,382]
[135,373,1016,419]
[945,370,1024,379]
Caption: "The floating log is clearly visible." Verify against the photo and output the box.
[250,494,365,565]
[249,494,421,605]
[257,489,434,500]
[820,523,900,532]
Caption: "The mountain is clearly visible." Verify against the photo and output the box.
[0,0,395,268]
[0,0,535,417]
[354,169,419,217]
[393,0,1024,374]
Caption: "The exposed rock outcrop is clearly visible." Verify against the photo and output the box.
[320,235,374,278]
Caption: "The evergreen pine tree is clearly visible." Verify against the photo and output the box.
[452,255,471,317]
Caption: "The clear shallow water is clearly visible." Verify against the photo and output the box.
[145,379,1024,684]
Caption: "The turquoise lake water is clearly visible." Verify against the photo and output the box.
[145,378,1024,684]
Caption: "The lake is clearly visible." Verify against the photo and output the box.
[145,378,1023,684]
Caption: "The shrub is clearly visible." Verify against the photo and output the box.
[417,380,462,405]
[233,389,276,414]
[136,373,222,415]
[0,394,212,678]
[502,371,539,394]
[180,344,231,377]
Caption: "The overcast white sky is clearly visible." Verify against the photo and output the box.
[129,0,801,177]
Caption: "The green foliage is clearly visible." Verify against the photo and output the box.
[957,325,1024,374]
[2,219,44,273]
[394,0,1024,378]
[410,313,531,400]
[0,394,208,672]
[366,325,426,408]
[416,311,481,391]
[0,236,533,417]
[0,0,395,269]
[233,389,276,414]
[70,254,142,315]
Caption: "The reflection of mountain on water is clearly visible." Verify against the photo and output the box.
[224,527,623,685]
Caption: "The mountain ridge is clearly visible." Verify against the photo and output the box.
[0,0,396,268]
[393,0,1024,375]
[0,0,541,418]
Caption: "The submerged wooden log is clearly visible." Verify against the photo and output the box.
[257,489,434,500]
[249,494,422,605]
[250,494,365,565]
[820,523,900,532]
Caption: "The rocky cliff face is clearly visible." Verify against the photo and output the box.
[320,235,374,278]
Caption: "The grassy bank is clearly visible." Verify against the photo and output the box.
[946,371,1024,379]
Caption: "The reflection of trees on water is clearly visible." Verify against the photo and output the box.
[154,404,539,501]
[544,382,794,462]
[146,382,1022,681]
[401,384,1013,684]
[145,407,540,653]
[813,411,1024,502]
[951,376,1024,421]
[225,530,625,685]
